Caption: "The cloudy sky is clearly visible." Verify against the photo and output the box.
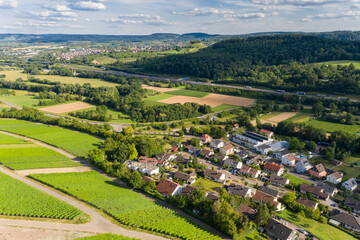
[0,0,360,35]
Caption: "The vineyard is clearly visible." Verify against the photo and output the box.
[0,171,83,219]
[0,119,102,156]
[31,171,221,240]
[77,233,139,240]
[0,143,81,170]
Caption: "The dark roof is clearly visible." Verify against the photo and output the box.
[173,171,196,182]
[269,175,289,186]
[206,192,219,201]
[227,183,251,198]
[316,182,337,195]
[242,131,269,142]
[330,210,360,230]
[204,169,223,180]
[296,197,317,209]
[345,198,360,211]
[300,183,329,200]
[258,186,280,197]
[265,219,295,240]
[238,150,248,158]
[181,185,197,197]
[278,149,290,156]
[237,203,257,215]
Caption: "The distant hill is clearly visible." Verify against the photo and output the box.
[138,34,360,79]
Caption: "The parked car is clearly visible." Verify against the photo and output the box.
[298,228,307,234]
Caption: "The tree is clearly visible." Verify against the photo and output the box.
[189,138,201,147]
[129,171,142,189]
[312,102,324,116]
[256,204,271,226]
[178,164,185,172]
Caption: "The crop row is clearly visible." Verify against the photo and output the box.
[0,171,83,220]
[77,233,139,240]
[31,171,221,240]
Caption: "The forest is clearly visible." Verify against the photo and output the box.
[138,34,360,94]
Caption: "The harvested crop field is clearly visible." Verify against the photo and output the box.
[267,112,298,123]
[39,102,94,114]
[158,94,255,107]
[141,85,178,92]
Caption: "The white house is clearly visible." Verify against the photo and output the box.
[295,159,312,174]
[220,144,234,156]
[210,139,225,149]
[233,131,273,149]
[126,161,160,176]
[326,172,343,185]
[281,153,296,166]
[342,178,358,192]
[223,158,242,170]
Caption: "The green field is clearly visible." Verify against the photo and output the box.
[285,113,311,123]
[321,60,360,69]
[212,104,239,112]
[277,209,357,240]
[0,171,83,220]
[77,233,138,240]
[144,93,173,102]
[193,177,223,192]
[0,120,102,157]
[0,133,29,144]
[284,174,311,185]
[307,120,360,134]
[1,94,39,108]
[31,171,221,240]
[167,89,209,98]
[0,143,80,170]
[0,70,119,88]
[333,164,360,181]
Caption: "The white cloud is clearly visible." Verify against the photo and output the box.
[302,10,360,21]
[174,8,234,16]
[43,4,72,12]
[221,12,266,22]
[251,0,349,6]
[70,1,106,11]
[0,0,18,8]
[108,14,172,25]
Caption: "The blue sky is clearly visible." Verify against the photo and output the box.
[0,0,360,35]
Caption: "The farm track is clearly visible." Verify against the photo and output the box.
[0,131,229,240]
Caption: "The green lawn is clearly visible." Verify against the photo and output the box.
[193,177,223,192]
[167,89,209,98]
[212,104,239,112]
[236,228,267,240]
[0,119,102,157]
[333,164,360,180]
[320,60,360,69]
[1,94,39,108]
[0,143,80,170]
[343,154,360,165]
[284,174,311,185]
[307,120,360,135]
[77,233,138,240]
[31,171,221,240]
[277,209,357,240]
[0,171,84,220]
[285,113,311,123]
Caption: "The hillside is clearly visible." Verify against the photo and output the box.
[138,34,360,79]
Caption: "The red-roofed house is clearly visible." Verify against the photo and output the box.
[260,129,274,138]
[239,165,261,178]
[264,162,285,176]
[309,164,327,178]
[220,144,235,156]
[200,134,212,143]
[156,179,183,197]
[253,191,283,211]
[170,146,179,153]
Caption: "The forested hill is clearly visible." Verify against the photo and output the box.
[138,34,360,79]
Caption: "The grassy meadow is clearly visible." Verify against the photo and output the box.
[0,119,102,157]
[307,120,360,134]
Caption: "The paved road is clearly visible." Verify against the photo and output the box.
[65,65,359,103]
[0,131,228,239]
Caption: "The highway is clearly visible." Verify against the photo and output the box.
[65,65,359,103]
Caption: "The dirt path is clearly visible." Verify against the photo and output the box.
[15,166,93,177]
[0,166,167,240]
[0,131,228,239]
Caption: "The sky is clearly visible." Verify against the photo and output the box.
[0,0,360,35]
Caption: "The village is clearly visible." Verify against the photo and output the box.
[125,126,360,240]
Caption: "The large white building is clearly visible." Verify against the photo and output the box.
[233,131,273,149]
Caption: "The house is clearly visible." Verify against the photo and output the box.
[156,179,183,197]
[256,144,272,155]
[246,155,265,166]
[344,198,360,214]
[170,146,178,153]
[157,152,176,162]
[181,185,197,198]
[268,141,290,153]
[264,162,285,176]
[326,172,343,185]
[220,144,235,156]
[253,191,283,211]
[299,183,330,200]
[200,134,212,143]
[296,197,318,209]
[281,153,296,167]
[209,139,224,149]
[188,146,202,155]
[173,171,197,185]
[226,183,252,198]
[309,164,327,178]
[260,129,274,138]
[233,123,239,129]
[204,169,225,183]
[223,158,242,170]
[295,159,312,174]
[175,156,192,166]
[138,156,159,166]
[264,219,297,240]
[237,204,257,221]
[200,148,214,159]
[238,150,249,160]
[269,175,290,187]
[233,131,273,148]
[142,176,156,184]
[275,149,290,159]
[206,192,219,201]
[258,186,280,198]
[239,165,261,178]
[342,178,358,192]
[316,182,338,197]
[212,153,228,162]
[329,209,360,233]
[126,161,160,176]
